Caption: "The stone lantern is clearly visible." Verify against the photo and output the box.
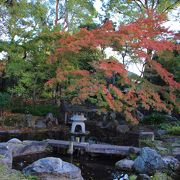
[70,113,87,134]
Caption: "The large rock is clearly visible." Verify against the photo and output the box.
[137,174,151,180]
[23,157,83,180]
[115,159,134,171]
[162,156,179,172]
[6,139,48,157]
[7,138,22,144]
[17,141,48,157]
[116,125,130,134]
[35,120,47,129]
[172,147,180,160]
[155,130,168,137]
[0,144,12,168]
[164,115,178,122]
[45,113,58,127]
[25,114,35,128]
[133,147,166,175]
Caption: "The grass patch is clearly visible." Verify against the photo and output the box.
[159,123,180,135]
[11,104,59,117]
[142,113,167,125]
[152,172,172,180]
[167,126,180,135]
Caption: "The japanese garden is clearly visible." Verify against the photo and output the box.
[0,0,180,179]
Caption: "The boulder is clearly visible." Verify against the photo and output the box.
[25,114,35,128]
[115,159,134,171]
[155,130,168,137]
[35,120,47,129]
[23,157,83,180]
[0,144,12,168]
[137,174,151,180]
[133,147,166,175]
[7,138,22,144]
[45,113,58,127]
[116,125,130,134]
[172,147,180,160]
[15,141,48,157]
[162,156,179,172]
[6,140,48,157]
[164,115,178,122]
[137,111,144,121]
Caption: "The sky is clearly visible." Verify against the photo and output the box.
[93,0,180,75]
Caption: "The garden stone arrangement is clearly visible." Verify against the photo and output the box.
[0,137,179,180]
[0,138,83,180]
[115,147,179,179]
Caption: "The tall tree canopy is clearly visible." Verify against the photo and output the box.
[0,0,179,123]
[46,13,180,123]
[102,0,180,23]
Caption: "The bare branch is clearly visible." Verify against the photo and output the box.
[163,0,179,12]
[135,0,146,9]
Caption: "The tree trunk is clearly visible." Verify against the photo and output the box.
[143,49,153,79]
[55,0,59,26]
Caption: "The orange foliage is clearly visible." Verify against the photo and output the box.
[46,11,179,124]
[148,59,180,88]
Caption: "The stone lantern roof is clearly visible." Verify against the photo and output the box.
[70,114,87,122]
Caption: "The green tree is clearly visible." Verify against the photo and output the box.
[50,0,97,32]
[102,0,180,23]
[0,0,57,104]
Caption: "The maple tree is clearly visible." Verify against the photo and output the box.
[1,0,178,124]
[45,10,180,124]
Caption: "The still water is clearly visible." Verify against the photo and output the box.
[13,152,129,180]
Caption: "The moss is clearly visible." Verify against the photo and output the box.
[152,172,172,180]
[139,139,156,148]
[129,153,137,160]
[45,145,53,152]
[0,165,38,180]
[10,104,59,117]
[167,126,180,135]
[129,175,137,180]
[141,113,167,125]
[139,139,170,155]
[159,123,180,135]
[0,155,5,159]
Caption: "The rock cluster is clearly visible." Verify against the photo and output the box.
[0,138,48,168]
[0,138,83,180]
[133,147,166,175]
[115,147,179,177]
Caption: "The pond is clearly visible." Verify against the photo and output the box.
[13,151,129,180]
[1,128,180,180]
[0,126,138,180]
